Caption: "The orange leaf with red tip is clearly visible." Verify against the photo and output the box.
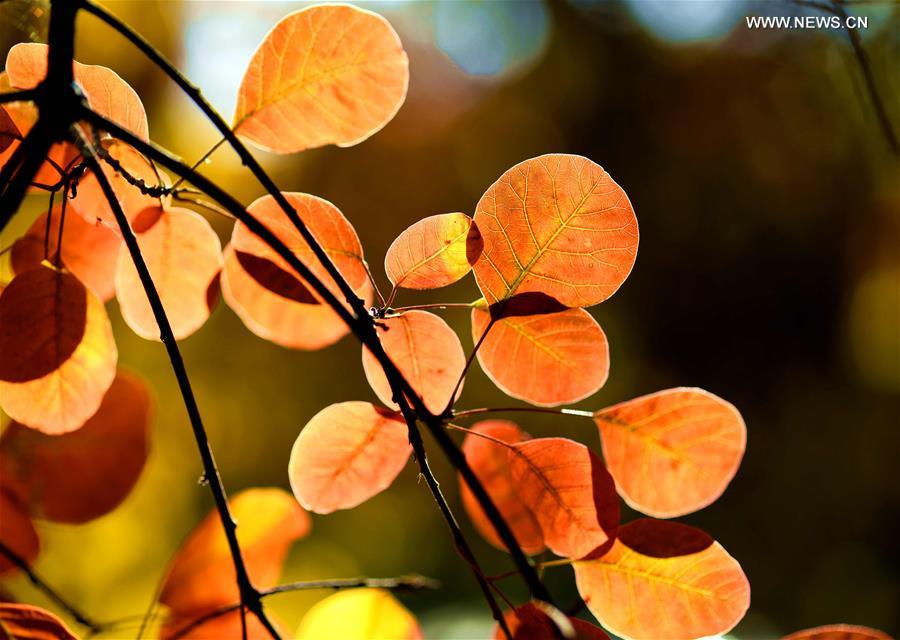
[234,4,409,153]
[782,625,894,640]
[0,494,38,577]
[361,310,466,414]
[0,265,117,435]
[0,371,151,524]
[385,213,482,290]
[574,519,750,640]
[6,43,148,141]
[0,604,78,640]
[160,487,310,615]
[11,207,121,301]
[472,154,638,309]
[594,388,746,518]
[493,602,610,639]
[289,402,411,514]
[508,438,619,559]
[459,421,544,555]
[472,307,609,407]
[115,207,223,340]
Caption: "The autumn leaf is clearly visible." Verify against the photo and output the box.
[361,310,466,414]
[161,610,283,640]
[385,213,482,290]
[494,602,610,639]
[0,265,117,435]
[594,388,746,518]
[115,207,223,340]
[0,371,151,524]
[472,154,638,309]
[160,487,310,616]
[234,4,409,153]
[459,421,545,555]
[0,493,38,577]
[508,438,619,560]
[294,588,423,640]
[289,402,411,514]
[0,603,79,640]
[574,519,750,640]
[11,206,122,302]
[472,306,609,407]
[782,625,894,640]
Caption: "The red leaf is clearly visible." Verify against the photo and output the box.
[0,603,78,640]
[782,625,894,640]
[493,603,610,639]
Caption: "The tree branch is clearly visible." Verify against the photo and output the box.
[0,88,39,104]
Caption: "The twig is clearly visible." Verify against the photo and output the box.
[0,88,39,104]
[453,406,595,420]
[170,136,226,190]
[442,316,496,416]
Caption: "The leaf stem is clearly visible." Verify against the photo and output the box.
[170,136,227,190]
[453,406,595,420]
[387,301,476,315]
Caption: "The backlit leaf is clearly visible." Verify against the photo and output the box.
[385,213,482,290]
[594,388,746,518]
[161,610,282,640]
[459,420,544,555]
[782,625,894,640]
[234,4,409,153]
[115,207,223,340]
[0,265,117,435]
[574,519,750,640]
[472,154,638,309]
[294,588,422,640]
[493,602,610,639]
[472,306,609,407]
[160,487,310,615]
[11,206,121,301]
[289,402,411,514]
[361,310,466,414]
[6,43,148,140]
[508,438,619,559]
[0,494,38,577]
[0,603,78,640]
[0,372,151,524]
[222,193,368,349]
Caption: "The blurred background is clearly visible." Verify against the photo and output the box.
[1,0,898,638]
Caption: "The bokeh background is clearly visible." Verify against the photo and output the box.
[1,0,898,638]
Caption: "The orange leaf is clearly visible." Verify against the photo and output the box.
[234,4,409,153]
[385,213,482,290]
[361,310,466,414]
[574,519,750,640]
[459,421,544,555]
[472,307,609,407]
[594,388,746,518]
[782,625,894,640]
[494,602,610,639]
[161,610,283,640]
[472,154,638,309]
[160,487,310,615]
[295,588,422,640]
[115,207,223,340]
[0,493,38,577]
[508,438,619,559]
[0,265,117,435]
[222,193,368,349]
[11,206,121,301]
[0,371,151,524]
[6,43,148,141]
[0,603,78,640]
[289,401,411,514]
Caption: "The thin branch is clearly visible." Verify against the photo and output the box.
[170,136,226,190]
[386,301,476,316]
[453,406,595,420]
[442,316,496,416]
[0,88,39,104]
[260,574,440,596]
[362,260,387,308]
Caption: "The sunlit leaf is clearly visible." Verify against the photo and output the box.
[11,206,121,301]
[0,265,117,435]
[472,306,609,407]
[222,193,368,349]
[459,421,544,555]
[0,603,78,640]
[594,388,746,518]
[160,487,310,615]
[115,207,223,340]
[0,372,151,524]
[6,43,148,140]
[574,519,750,640]
[0,494,38,577]
[508,437,619,559]
[161,610,282,640]
[361,310,466,414]
[234,4,409,153]
[782,625,894,640]
[494,602,610,639]
[289,401,411,514]
[472,154,638,309]
[294,588,422,640]
[385,213,482,290]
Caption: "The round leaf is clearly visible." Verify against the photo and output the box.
[494,602,610,639]
[782,625,894,640]
[295,588,422,640]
